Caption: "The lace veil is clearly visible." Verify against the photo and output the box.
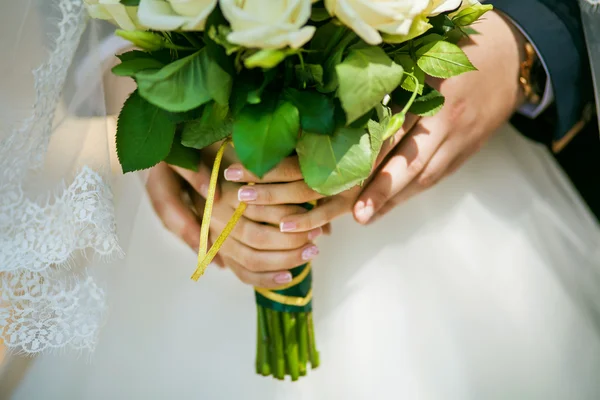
[0,0,137,354]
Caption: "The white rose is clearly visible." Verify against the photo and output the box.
[219,0,316,49]
[138,0,217,31]
[427,0,480,16]
[84,0,144,31]
[324,0,431,45]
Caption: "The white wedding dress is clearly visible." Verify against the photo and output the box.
[4,2,600,399]
[12,123,600,400]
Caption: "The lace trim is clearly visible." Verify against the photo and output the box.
[0,0,121,354]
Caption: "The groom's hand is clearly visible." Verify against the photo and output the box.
[353,11,527,224]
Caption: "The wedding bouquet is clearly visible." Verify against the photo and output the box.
[86,0,491,381]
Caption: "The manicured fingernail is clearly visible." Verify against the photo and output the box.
[238,188,257,202]
[308,227,323,241]
[302,245,319,261]
[280,221,297,232]
[199,184,209,198]
[224,167,243,181]
[355,201,374,223]
[274,272,293,284]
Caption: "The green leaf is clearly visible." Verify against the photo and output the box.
[164,133,202,171]
[120,0,140,5]
[452,4,493,27]
[311,7,331,22]
[181,102,232,149]
[244,48,297,69]
[136,49,232,112]
[297,126,372,196]
[395,54,425,95]
[112,57,165,77]
[116,91,176,173]
[205,7,235,75]
[233,97,299,178]
[117,50,151,62]
[416,40,476,79]
[336,46,404,124]
[283,88,335,135]
[393,85,445,117]
[295,64,324,87]
[316,29,357,93]
[410,87,445,116]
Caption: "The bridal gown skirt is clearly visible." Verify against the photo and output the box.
[12,124,600,400]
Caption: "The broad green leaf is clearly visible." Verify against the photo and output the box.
[117,50,152,62]
[112,57,165,77]
[136,49,232,112]
[120,0,140,5]
[382,16,432,44]
[297,126,373,196]
[452,4,493,27]
[395,54,425,95]
[295,64,324,87]
[181,102,232,149]
[283,88,335,135]
[116,91,176,173]
[233,98,299,178]
[165,133,202,171]
[336,46,404,124]
[416,40,476,78]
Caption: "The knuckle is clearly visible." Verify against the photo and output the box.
[417,172,439,189]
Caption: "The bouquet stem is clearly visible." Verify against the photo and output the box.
[255,263,319,381]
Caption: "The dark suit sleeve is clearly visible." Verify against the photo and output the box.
[490,0,591,142]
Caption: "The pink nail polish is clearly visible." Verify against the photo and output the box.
[238,188,257,202]
[356,200,374,223]
[302,245,319,261]
[280,221,297,232]
[308,227,323,241]
[224,167,243,181]
[274,272,292,284]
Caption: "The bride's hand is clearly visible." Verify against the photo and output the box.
[224,156,361,233]
[190,178,323,288]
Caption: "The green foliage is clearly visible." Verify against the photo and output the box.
[182,102,232,149]
[336,46,403,123]
[416,40,476,78]
[136,49,232,112]
[297,126,373,196]
[452,4,494,26]
[116,91,176,173]
[233,96,299,178]
[283,88,335,135]
[164,133,202,171]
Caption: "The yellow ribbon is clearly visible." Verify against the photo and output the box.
[191,139,247,281]
[256,263,311,292]
[254,288,313,307]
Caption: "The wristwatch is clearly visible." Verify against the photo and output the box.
[519,42,545,105]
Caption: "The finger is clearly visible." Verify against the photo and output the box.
[323,223,332,236]
[238,181,324,205]
[353,117,447,224]
[220,182,309,225]
[225,256,295,289]
[224,156,303,184]
[373,112,420,170]
[220,234,320,273]
[279,196,350,233]
[146,163,201,251]
[211,207,320,250]
[171,160,217,200]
